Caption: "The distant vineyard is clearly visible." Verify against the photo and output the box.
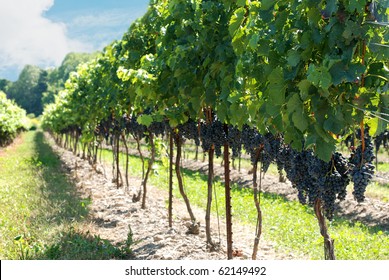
[42,0,388,260]
[0,91,28,146]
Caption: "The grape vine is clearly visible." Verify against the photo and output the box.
[40,0,388,260]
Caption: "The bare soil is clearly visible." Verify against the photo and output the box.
[47,135,298,260]
[0,134,24,157]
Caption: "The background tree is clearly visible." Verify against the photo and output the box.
[7,65,42,116]
[42,52,98,109]
[0,79,12,94]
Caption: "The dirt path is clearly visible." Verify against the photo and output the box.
[0,134,24,157]
[47,134,298,260]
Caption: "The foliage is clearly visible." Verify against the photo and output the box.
[40,0,389,259]
[0,91,28,146]
[227,0,389,160]
[42,52,99,108]
[43,0,388,160]
[6,65,44,116]
[0,78,12,93]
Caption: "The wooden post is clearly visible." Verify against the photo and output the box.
[223,124,233,260]
[169,132,174,228]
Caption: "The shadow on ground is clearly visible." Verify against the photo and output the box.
[29,132,133,259]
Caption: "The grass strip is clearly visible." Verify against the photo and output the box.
[0,131,131,259]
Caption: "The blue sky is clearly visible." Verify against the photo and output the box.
[0,0,149,81]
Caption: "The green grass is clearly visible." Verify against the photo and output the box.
[376,162,389,172]
[98,148,389,260]
[364,182,389,203]
[0,131,132,259]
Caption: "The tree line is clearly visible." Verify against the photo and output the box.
[0,53,97,117]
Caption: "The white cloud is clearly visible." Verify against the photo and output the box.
[0,0,91,77]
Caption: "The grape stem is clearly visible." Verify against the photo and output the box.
[252,146,263,260]
[314,199,336,260]
[360,120,365,168]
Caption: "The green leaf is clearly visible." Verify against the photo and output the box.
[307,64,332,91]
[260,0,276,10]
[272,114,284,131]
[369,94,389,136]
[256,39,271,56]
[14,235,23,241]
[329,62,347,85]
[366,117,379,137]
[314,124,332,143]
[298,80,311,101]
[284,126,303,151]
[323,0,338,16]
[288,93,308,132]
[275,10,289,30]
[217,102,229,123]
[267,67,285,105]
[287,50,301,67]
[315,138,335,162]
[248,33,260,50]
[292,110,309,132]
[347,63,366,82]
[330,62,366,85]
[347,0,365,13]
[265,103,282,117]
[169,118,179,129]
[323,116,343,134]
[137,114,153,127]
[305,133,317,149]
[248,101,258,120]
[307,64,320,85]
[237,0,246,7]
[287,92,302,113]
[306,7,321,27]
[229,7,246,36]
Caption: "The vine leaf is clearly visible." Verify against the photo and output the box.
[287,50,301,67]
[307,64,332,94]
[267,67,286,105]
[315,138,335,162]
[260,0,276,11]
[137,115,153,127]
[229,7,246,36]
[288,93,308,133]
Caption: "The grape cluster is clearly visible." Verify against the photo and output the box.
[96,118,112,143]
[278,146,354,219]
[149,121,167,137]
[228,125,242,159]
[241,124,263,164]
[321,171,346,219]
[349,132,375,203]
[261,133,282,173]
[332,152,349,200]
[286,150,314,205]
[126,116,146,140]
[374,129,388,152]
[178,119,200,146]
[200,119,226,157]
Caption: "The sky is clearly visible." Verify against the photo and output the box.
[0,0,150,81]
